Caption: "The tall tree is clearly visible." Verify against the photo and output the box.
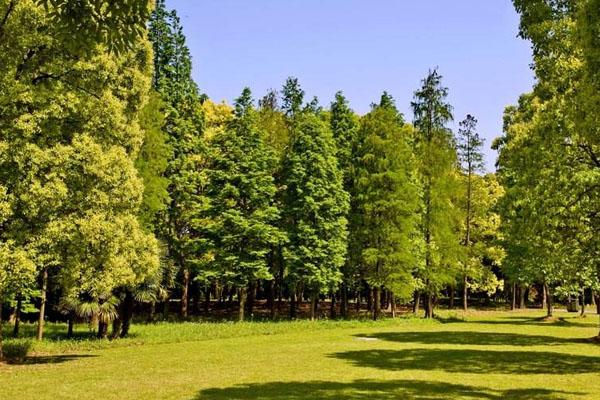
[355,93,421,320]
[204,88,284,321]
[281,82,349,319]
[411,69,462,318]
[457,114,485,310]
[148,0,205,318]
[329,92,360,317]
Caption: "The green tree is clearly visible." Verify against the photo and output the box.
[204,88,284,321]
[281,83,349,320]
[456,114,485,310]
[355,93,421,320]
[411,69,462,318]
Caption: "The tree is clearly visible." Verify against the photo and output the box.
[355,93,421,320]
[148,0,206,318]
[411,69,462,318]
[457,115,485,310]
[281,84,349,320]
[330,92,360,317]
[204,88,284,321]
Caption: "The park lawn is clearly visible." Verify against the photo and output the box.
[1,310,599,399]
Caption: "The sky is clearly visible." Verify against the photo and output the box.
[167,0,535,171]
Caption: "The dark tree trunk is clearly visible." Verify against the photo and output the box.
[330,291,336,319]
[246,281,256,317]
[544,282,553,317]
[267,279,275,318]
[310,293,317,321]
[111,315,122,340]
[595,294,600,315]
[355,291,361,313]
[367,287,373,312]
[340,283,348,318]
[203,287,210,315]
[120,291,134,338]
[425,293,434,318]
[37,267,48,340]
[449,286,455,309]
[12,295,21,338]
[290,288,297,319]
[180,267,190,318]
[238,287,247,322]
[462,275,468,311]
[373,286,381,320]
[67,316,74,338]
[413,290,420,314]
[390,291,396,318]
[519,284,526,309]
[511,282,516,310]
[148,301,156,322]
[98,321,108,339]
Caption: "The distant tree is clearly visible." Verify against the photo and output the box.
[456,114,485,310]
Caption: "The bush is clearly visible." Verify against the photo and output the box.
[1,339,32,364]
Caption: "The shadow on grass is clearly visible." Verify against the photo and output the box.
[21,354,97,365]
[443,315,597,328]
[331,348,600,374]
[355,331,584,346]
[195,379,582,399]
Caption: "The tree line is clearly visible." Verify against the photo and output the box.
[0,0,598,354]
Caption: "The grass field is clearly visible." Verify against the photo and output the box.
[1,310,599,399]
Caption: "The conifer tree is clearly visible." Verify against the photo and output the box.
[281,83,349,319]
[411,70,462,318]
[457,114,485,310]
[205,88,284,321]
[355,93,421,320]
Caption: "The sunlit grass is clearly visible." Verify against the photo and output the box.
[1,310,599,400]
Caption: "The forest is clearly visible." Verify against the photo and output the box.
[0,0,599,378]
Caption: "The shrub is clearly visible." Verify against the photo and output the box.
[2,339,32,364]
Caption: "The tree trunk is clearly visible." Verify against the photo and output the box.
[67,316,74,338]
[267,279,275,318]
[542,283,547,310]
[180,267,190,318]
[148,301,156,323]
[203,287,210,315]
[355,291,361,313]
[12,295,22,338]
[595,294,600,315]
[330,291,336,319]
[413,290,421,314]
[111,315,122,340]
[544,282,553,317]
[340,283,348,318]
[310,293,317,321]
[425,293,434,318]
[519,284,526,309]
[449,286,455,309]
[246,281,256,317]
[390,291,396,318]
[37,267,48,340]
[290,288,297,319]
[367,287,373,312]
[97,321,108,339]
[373,286,381,321]
[238,287,247,322]
[120,291,134,338]
[463,275,468,311]
[511,282,516,310]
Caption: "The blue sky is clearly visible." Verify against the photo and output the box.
[167,0,534,171]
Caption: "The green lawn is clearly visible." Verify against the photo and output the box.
[1,310,599,399]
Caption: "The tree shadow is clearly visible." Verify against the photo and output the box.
[20,354,97,365]
[331,348,600,374]
[195,379,582,399]
[355,331,584,346]
[450,315,597,328]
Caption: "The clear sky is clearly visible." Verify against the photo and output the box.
[167,0,534,171]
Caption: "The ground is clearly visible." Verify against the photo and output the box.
[1,310,599,399]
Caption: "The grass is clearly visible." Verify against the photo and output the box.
[0,309,599,399]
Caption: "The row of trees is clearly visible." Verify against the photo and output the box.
[4,0,598,351]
